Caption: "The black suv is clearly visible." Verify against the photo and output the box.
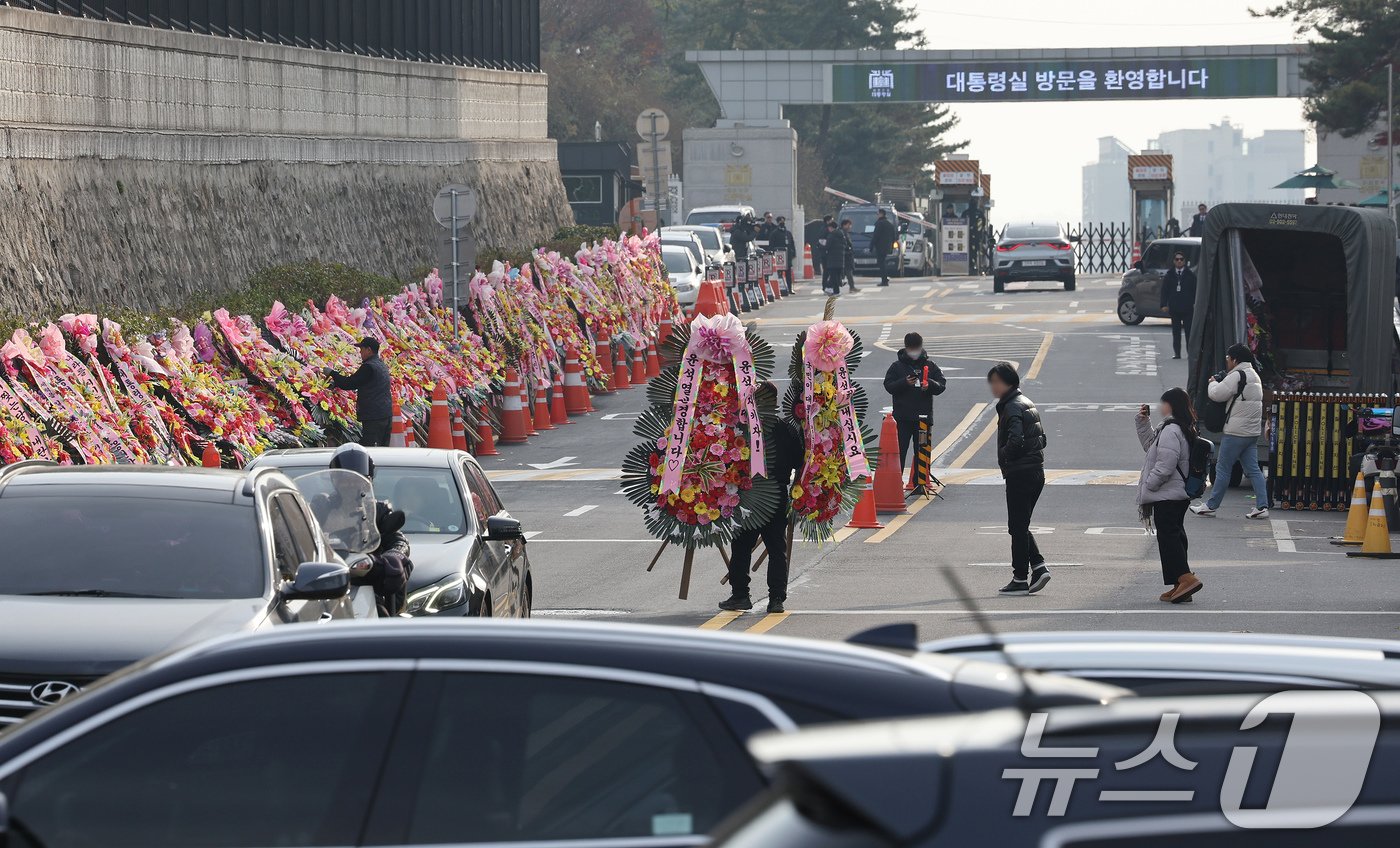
[0,463,366,728]
[0,620,1120,847]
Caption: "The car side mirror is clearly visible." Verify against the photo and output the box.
[282,562,351,601]
[1132,260,1143,271]
[484,515,524,541]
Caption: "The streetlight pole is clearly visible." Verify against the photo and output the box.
[1389,62,1395,222]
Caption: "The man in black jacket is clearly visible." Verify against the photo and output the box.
[1162,250,1196,359]
[988,362,1050,595]
[1188,203,1208,237]
[720,391,806,614]
[821,220,846,295]
[840,218,858,293]
[325,337,393,446]
[872,208,898,287]
[882,333,947,471]
[774,215,797,294]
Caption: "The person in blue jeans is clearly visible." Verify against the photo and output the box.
[1192,343,1270,519]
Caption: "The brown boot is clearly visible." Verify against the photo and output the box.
[1163,573,1202,604]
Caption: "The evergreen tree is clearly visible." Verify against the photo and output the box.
[1260,0,1400,136]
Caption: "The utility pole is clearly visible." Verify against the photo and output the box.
[1389,62,1395,223]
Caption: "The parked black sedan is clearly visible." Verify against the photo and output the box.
[0,620,1119,847]
[249,447,532,618]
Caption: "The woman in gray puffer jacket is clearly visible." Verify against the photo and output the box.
[1136,387,1202,604]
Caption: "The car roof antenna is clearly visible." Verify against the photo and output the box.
[940,564,1037,717]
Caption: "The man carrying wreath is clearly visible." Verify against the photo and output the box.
[719,382,805,615]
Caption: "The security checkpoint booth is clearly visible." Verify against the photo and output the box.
[932,159,982,276]
[1128,153,1174,263]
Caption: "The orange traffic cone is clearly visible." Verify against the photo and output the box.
[389,400,408,447]
[692,279,724,318]
[612,337,632,390]
[846,477,883,529]
[550,375,572,425]
[1347,486,1400,558]
[563,346,591,415]
[403,416,417,448]
[768,272,782,300]
[631,345,646,384]
[426,383,453,449]
[873,414,908,515]
[801,244,814,281]
[533,378,554,432]
[499,367,529,444]
[645,339,660,379]
[593,340,614,394]
[1333,471,1369,546]
[475,402,499,456]
[451,408,470,452]
[201,442,220,468]
[520,377,537,436]
[658,316,674,346]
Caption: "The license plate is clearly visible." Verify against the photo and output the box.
[1023,260,1046,267]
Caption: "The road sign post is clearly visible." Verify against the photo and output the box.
[433,184,478,342]
[636,108,671,227]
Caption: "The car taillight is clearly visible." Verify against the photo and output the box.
[1045,242,1074,251]
[997,243,1018,252]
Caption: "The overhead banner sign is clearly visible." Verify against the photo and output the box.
[831,57,1280,103]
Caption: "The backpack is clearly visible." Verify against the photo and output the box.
[1201,370,1246,433]
[1174,426,1214,499]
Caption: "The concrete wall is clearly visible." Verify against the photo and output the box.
[0,7,571,315]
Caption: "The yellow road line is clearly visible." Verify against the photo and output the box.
[699,610,743,630]
[864,494,936,543]
[929,402,988,463]
[830,525,860,544]
[1026,332,1054,380]
[938,288,952,297]
[950,417,1000,469]
[745,612,790,634]
[894,304,917,319]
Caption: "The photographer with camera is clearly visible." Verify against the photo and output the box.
[730,212,757,260]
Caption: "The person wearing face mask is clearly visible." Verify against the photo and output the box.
[882,333,947,471]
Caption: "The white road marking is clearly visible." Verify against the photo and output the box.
[1271,518,1298,553]
[969,562,1084,567]
[564,504,599,517]
[1102,334,1158,376]
[526,456,580,470]
[600,412,641,421]
[523,531,543,540]
[1085,526,1151,536]
[1068,301,1079,308]
[911,285,930,291]
[532,609,631,617]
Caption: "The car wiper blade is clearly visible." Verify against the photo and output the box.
[21,589,176,599]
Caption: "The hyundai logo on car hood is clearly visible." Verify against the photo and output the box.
[29,680,81,706]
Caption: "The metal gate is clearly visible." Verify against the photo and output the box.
[990,222,1133,276]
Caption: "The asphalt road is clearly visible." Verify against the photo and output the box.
[483,273,1400,644]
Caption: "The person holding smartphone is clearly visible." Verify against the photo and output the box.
[1136,389,1202,604]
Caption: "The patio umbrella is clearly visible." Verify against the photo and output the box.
[1274,164,1360,190]
[1357,188,1398,207]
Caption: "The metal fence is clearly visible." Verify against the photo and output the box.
[990,222,1133,276]
[2,0,542,70]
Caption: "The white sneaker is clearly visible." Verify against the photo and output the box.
[1246,507,1269,519]
[1190,503,1216,516]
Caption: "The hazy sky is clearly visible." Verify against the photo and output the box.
[908,0,1313,223]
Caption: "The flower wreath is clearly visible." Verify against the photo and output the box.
[621,314,782,549]
[783,320,877,541]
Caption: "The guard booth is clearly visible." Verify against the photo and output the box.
[1128,153,1174,263]
[933,159,981,276]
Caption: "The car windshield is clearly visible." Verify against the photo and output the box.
[686,211,739,226]
[686,228,722,251]
[0,497,264,599]
[840,207,887,234]
[662,248,693,275]
[1005,225,1062,240]
[273,464,470,535]
[662,239,703,266]
[905,220,924,235]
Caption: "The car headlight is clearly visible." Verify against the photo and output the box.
[404,575,468,615]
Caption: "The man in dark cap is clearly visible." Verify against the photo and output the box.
[325,337,393,446]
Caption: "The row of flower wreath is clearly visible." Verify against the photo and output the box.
[0,232,680,466]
